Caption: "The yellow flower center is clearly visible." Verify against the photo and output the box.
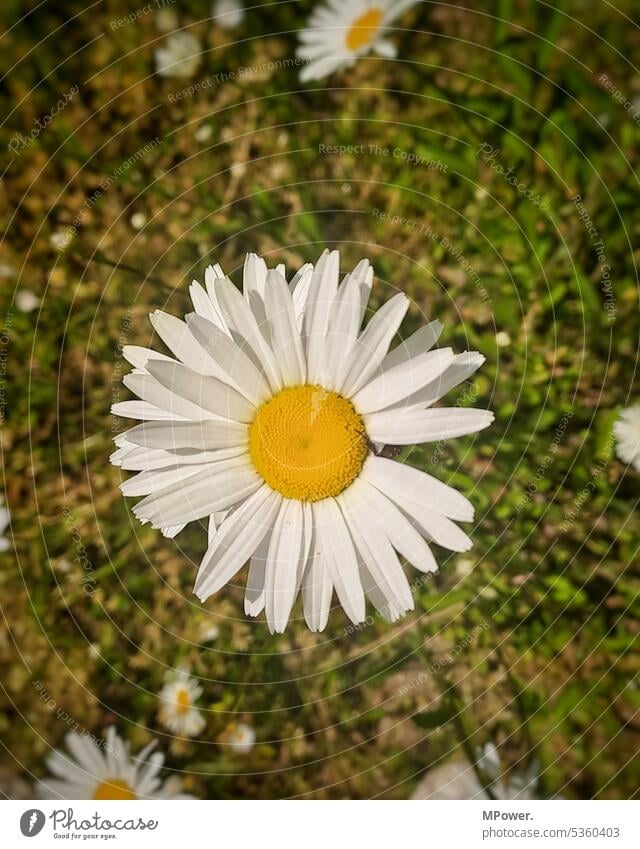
[93,778,137,800]
[249,385,368,502]
[346,7,383,52]
[175,688,191,714]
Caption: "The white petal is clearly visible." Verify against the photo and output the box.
[113,443,243,471]
[146,360,255,423]
[327,260,371,384]
[122,345,174,371]
[123,373,218,421]
[339,293,409,396]
[365,407,494,444]
[387,352,486,411]
[352,348,455,414]
[361,455,475,522]
[125,419,248,450]
[133,458,260,528]
[243,253,268,300]
[354,479,439,573]
[149,311,219,374]
[379,322,443,372]
[264,270,306,385]
[120,464,212,496]
[303,250,340,384]
[162,524,186,539]
[313,499,365,624]
[112,400,188,421]
[186,313,271,406]
[338,479,414,614]
[302,546,333,632]
[214,277,284,392]
[245,533,270,617]
[190,280,227,330]
[290,264,314,328]
[265,500,305,633]
[299,54,349,82]
[372,37,397,58]
[194,486,281,600]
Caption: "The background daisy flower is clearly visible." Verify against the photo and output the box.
[212,0,244,30]
[297,0,419,82]
[155,31,202,79]
[36,728,192,799]
[112,250,493,633]
[223,722,256,754]
[614,405,640,472]
[158,669,206,737]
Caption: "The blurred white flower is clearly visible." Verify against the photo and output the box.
[158,668,206,737]
[50,230,73,252]
[156,31,202,79]
[455,557,474,578]
[225,722,255,753]
[411,743,539,800]
[36,728,192,799]
[15,290,40,313]
[131,212,147,231]
[212,0,244,29]
[297,0,418,82]
[0,497,10,552]
[200,622,220,641]
[495,331,511,347]
[614,405,640,472]
[195,123,213,143]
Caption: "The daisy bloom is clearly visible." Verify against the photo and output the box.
[36,728,192,800]
[111,250,493,633]
[212,0,244,29]
[158,669,206,737]
[155,31,202,79]
[297,0,418,82]
[411,743,539,800]
[613,405,640,472]
[223,722,256,753]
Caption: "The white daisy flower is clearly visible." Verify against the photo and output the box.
[212,0,244,29]
[158,669,206,737]
[50,229,73,252]
[411,743,539,800]
[16,290,40,313]
[155,31,202,79]
[614,405,640,472]
[111,250,493,633]
[224,722,256,753]
[36,728,192,800]
[297,0,419,82]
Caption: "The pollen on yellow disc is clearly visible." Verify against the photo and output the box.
[346,7,383,52]
[93,778,137,800]
[249,385,368,502]
[175,688,191,714]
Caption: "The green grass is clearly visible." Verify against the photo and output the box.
[1,0,639,799]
